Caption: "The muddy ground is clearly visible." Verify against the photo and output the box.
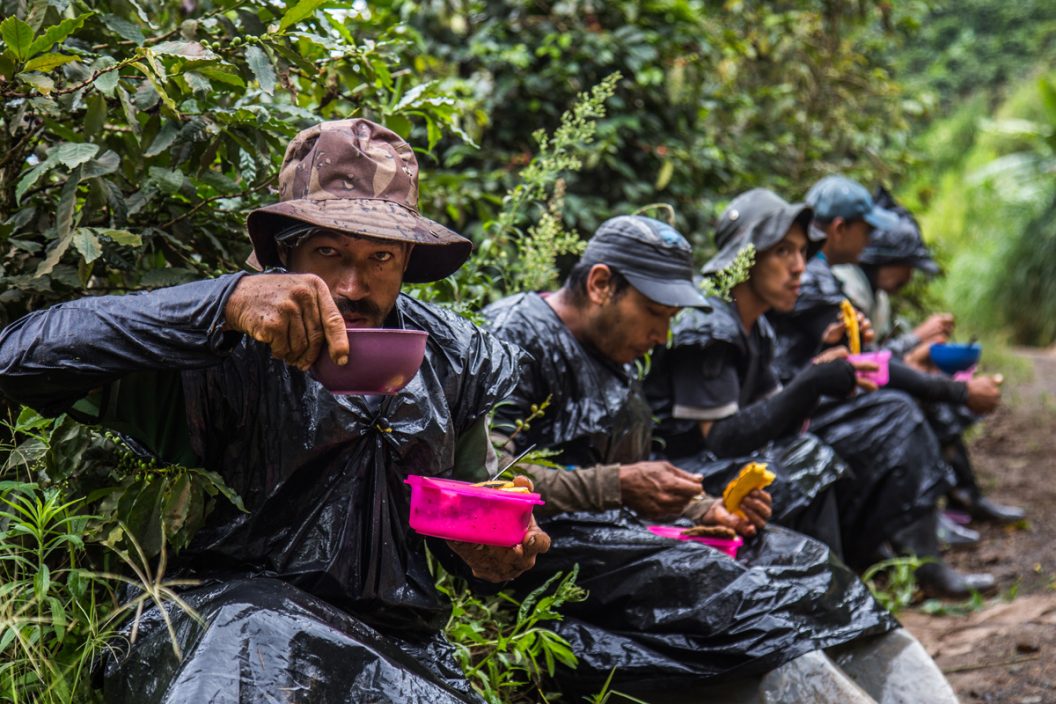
[901,348,1056,704]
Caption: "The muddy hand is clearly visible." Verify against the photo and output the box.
[224,273,349,370]
[447,476,551,582]
[701,488,771,538]
[619,461,705,520]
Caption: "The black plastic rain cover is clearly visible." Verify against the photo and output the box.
[518,511,898,695]
[482,293,897,691]
[808,389,956,567]
[0,275,520,702]
[483,293,652,466]
[104,580,479,703]
[672,434,847,534]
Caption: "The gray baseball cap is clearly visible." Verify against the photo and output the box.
[580,215,710,309]
[806,175,900,231]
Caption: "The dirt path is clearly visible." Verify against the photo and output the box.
[901,348,1056,703]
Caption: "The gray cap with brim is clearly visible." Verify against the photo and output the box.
[703,188,820,274]
[580,215,710,309]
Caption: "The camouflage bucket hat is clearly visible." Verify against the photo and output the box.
[246,119,471,283]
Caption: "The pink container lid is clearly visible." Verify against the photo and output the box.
[646,524,743,558]
[405,475,545,504]
[404,475,544,547]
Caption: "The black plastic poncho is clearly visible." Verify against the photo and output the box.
[645,299,848,549]
[483,292,897,693]
[0,274,523,703]
[766,259,956,565]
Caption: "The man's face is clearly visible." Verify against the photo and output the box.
[828,217,872,264]
[584,266,680,365]
[875,263,914,293]
[287,231,410,328]
[748,224,809,313]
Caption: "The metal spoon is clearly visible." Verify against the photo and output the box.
[487,443,537,483]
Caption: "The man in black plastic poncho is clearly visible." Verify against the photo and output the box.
[483,216,956,704]
[832,187,1023,529]
[766,175,998,596]
[0,119,549,703]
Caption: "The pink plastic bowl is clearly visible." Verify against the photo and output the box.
[312,328,428,395]
[646,524,744,558]
[848,350,892,387]
[404,475,545,547]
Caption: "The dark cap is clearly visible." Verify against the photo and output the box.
[860,187,940,274]
[806,175,900,231]
[580,216,710,308]
[704,188,820,274]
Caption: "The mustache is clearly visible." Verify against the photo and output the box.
[334,297,383,319]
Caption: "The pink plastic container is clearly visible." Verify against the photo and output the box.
[848,350,892,387]
[404,475,545,547]
[312,328,427,395]
[646,524,744,558]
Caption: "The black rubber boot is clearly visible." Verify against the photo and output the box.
[937,511,980,548]
[948,487,1026,524]
[891,510,996,599]
[944,438,1026,524]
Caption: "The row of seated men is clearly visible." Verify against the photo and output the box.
[0,119,1018,702]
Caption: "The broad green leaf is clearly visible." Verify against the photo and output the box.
[278,0,327,33]
[244,45,275,95]
[23,52,76,73]
[17,70,54,95]
[27,11,94,58]
[15,157,58,204]
[82,150,120,178]
[92,56,119,95]
[72,228,102,263]
[144,121,179,157]
[152,40,217,60]
[195,64,245,88]
[98,228,141,247]
[148,166,184,194]
[84,93,106,136]
[38,236,75,277]
[101,14,145,45]
[0,16,36,61]
[54,142,100,168]
[183,70,211,94]
[163,472,193,535]
[45,169,83,263]
[117,86,140,138]
[131,60,177,114]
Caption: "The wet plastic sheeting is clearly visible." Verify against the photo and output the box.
[0,278,520,700]
[103,579,480,704]
[671,433,847,526]
[926,400,977,444]
[809,389,956,567]
[519,510,898,696]
[483,293,652,466]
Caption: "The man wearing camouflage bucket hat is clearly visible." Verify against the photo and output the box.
[0,118,548,702]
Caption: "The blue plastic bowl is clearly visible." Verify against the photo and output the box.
[929,342,981,375]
